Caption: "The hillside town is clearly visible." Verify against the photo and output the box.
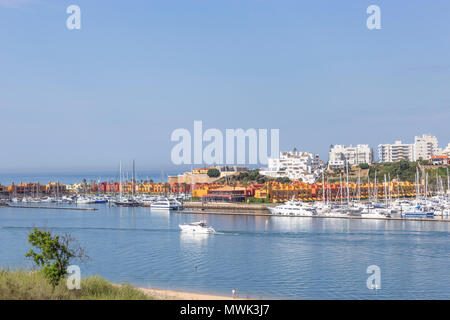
[1,134,449,205]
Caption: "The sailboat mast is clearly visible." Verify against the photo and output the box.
[132,159,135,197]
[346,163,350,204]
[326,176,329,205]
[358,168,361,202]
[322,171,325,203]
[374,170,377,203]
[119,161,122,199]
[447,167,449,197]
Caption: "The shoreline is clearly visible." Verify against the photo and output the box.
[137,287,246,300]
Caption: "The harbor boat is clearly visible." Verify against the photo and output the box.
[22,196,41,203]
[41,196,55,203]
[322,210,350,218]
[268,200,317,216]
[61,196,75,203]
[361,211,389,219]
[179,221,216,234]
[401,205,435,218]
[150,197,182,210]
[359,203,391,218]
[93,196,107,203]
[113,196,140,207]
[333,204,362,216]
[76,196,95,204]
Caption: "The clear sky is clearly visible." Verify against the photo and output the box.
[1,0,449,173]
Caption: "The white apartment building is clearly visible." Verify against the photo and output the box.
[378,141,414,162]
[378,134,440,162]
[414,134,439,161]
[259,150,322,183]
[328,144,373,169]
[441,143,450,156]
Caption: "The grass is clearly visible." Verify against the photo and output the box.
[0,269,151,300]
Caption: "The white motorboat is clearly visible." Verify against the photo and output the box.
[179,221,216,234]
[361,211,389,219]
[41,196,55,203]
[268,200,317,216]
[76,196,94,204]
[113,196,140,207]
[151,197,182,210]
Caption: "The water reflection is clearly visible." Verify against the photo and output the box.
[179,231,209,245]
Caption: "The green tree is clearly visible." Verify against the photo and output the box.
[359,163,369,169]
[25,228,87,289]
[207,168,220,178]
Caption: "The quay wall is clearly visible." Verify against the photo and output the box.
[183,201,275,212]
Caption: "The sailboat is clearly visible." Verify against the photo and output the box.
[113,161,140,207]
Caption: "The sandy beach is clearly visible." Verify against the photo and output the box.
[138,287,245,300]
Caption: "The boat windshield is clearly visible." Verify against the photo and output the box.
[191,222,206,227]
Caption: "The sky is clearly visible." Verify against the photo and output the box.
[1,0,449,173]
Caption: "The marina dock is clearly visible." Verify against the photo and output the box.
[181,208,450,222]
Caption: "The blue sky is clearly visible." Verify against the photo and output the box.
[1,0,449,173]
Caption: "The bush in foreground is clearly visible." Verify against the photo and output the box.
[0,269,150,300]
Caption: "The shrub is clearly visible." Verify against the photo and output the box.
[207,168,220,178]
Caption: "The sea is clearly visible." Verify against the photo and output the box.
[0,203,449,299]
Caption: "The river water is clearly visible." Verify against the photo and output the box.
[0,204,449,299]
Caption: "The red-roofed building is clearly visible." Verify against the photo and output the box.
[431,155,449,165]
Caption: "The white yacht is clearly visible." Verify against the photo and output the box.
[179,221,216,234]
[76,196,94,204]
[361,210,389,219]
[268,200,317,217]
[151,197,182,210]
[113,196,140,207]
[401,205,435,218]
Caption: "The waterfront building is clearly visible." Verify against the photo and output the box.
[259,149,322,183]
[430,155,450,165]
[328,144,373,169]
[378,141,415,162]
[202,186,249,202]
[267,180,417,203]
[169,166,248,186]
[414,134,439,161]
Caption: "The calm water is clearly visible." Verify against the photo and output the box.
[0,204,449,299]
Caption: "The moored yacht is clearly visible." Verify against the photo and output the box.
[402,205,434,218]
[268,200,317,217]
[113,196,140,207]
[151,197,182,210]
